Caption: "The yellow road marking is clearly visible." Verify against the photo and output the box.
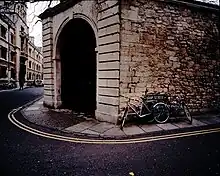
[8,108,220,145]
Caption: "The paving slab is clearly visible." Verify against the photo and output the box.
[140,124,163,133]
[36,101,43,105]
[211,117,220,123]
[156,123,179,130]
[200,118,220,125]
[191,119,207,127]
[89,122,115,133]
[102,127,125,137]
[123,125,145,136]
[26,107,40,111]
[81,129,100,135]
[64,121,98,132]
[173,122,193,128]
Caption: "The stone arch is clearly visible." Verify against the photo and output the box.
[54,13,98,113]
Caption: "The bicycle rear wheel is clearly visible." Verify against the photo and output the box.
[183,104,192,124]
[120,107,128,130]
[153,102,169,123]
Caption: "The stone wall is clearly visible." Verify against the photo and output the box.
[119,0,220,113]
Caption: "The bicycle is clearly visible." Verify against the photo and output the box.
[120,93,169,129]
[165,95,192,124]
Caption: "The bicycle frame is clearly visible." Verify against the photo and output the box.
[125,97,154,118]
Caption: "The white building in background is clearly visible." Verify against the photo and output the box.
[26,36,43,83]
[0,1,29,85]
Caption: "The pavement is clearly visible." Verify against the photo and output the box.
[20,98,220,139]
[0,85,30,93]
[1,87,220,176]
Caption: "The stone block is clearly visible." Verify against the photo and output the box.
[43,39,52,47]
[97,103,118,115]
[99,52,120,62]
[99,33,120,45]
[98,14,120,29]
[44,89,54,96]
[43,50,52,58]
[43,79,54,85]
[98,61,119,70]
[44,95,53,103]
[43,34,52,41]
[98,24,120,37]
[99,0,118,12]
[43,45,52,52]
[98,70,119,79]
[98,87,119,96]
[98,5,119,20]
[44,68,53,74]
[99,79,119,87]
[99,43,120,53]
[98,95,119,106]
[43,62,53,68]
[42,22,52,31]
[43,56,52,63]
[42,27,52,36]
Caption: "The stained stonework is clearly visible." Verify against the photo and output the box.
[119,0,220,113]
[40,0,219,124]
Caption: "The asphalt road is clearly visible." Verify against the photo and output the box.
[0,87,220,176]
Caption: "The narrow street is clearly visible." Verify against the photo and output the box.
[0,87,220,176]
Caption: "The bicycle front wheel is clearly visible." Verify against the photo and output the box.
[120,107,128,130]
[183,104,192,124]
[153,102,169,123]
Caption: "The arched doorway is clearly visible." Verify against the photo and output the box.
[57,18,97,115]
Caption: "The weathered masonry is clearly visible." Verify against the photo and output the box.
[39,0,219,124]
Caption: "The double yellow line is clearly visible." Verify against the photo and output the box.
[8,107,220,145]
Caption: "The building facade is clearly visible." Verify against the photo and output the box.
[39,0,219,124]
[0,2,29,85]
[26,36,43,83]
[0,14,16,81]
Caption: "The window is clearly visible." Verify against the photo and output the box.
[29,48,32,56]
[0,66,7,78]
[29,61,31,68]
[1,46,7,60]
[10,51,16,62]
[1,25,7,39]
[20,37,24,51]
[20,26,24,32]
[11,33,15,44]
[11,68,16,79]
[29,72,31,80]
